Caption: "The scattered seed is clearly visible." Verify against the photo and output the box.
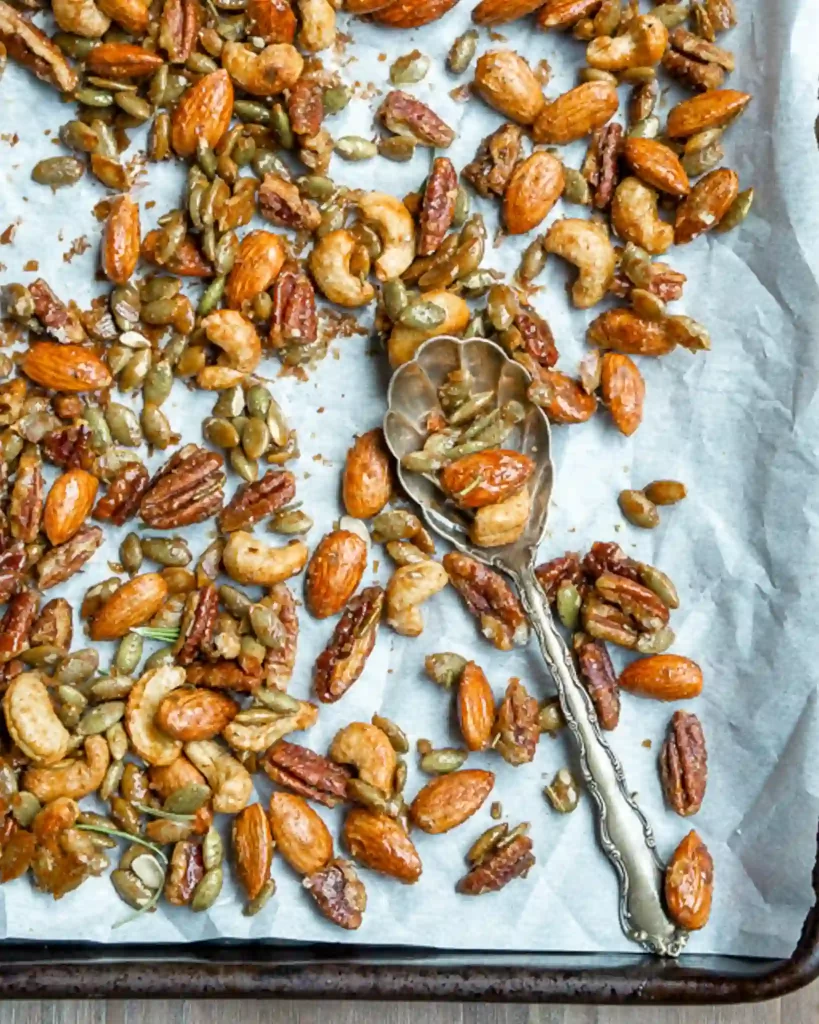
[420,748,467,774]
[31,156,84,188]
[638,563,680,610]
[244,877,276,916]
[371,714,409,754]
[203,828,224,871]
[78,701,126,736]
[323,85,351,114]
[539,698,565,735]
[447,29,478,75]
[398,300,446,332]
[335,136,378,161]
[141,537,191,568]
[467,823,508,865]
[164,783,212,816]
[268,508,313,535]
[717,187,754,232]
[378,136,416,162]
[545,768,580,813]
[390,50,430,86]
[556,580,582,631]
[618,489,660,529]
[424,652,467,688]
[115,633,144,676]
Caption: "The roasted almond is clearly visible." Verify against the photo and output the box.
[473,50,546,126]
[86,42,164,78]
[97,0,150,35]
[410,769,495,834]
[440,449,534,509]
[155,688,239,741]
[43,469,98,546]
[89,573,169,641]
[600,352,644,436]
[529,370,597,425]
[142,230,213,277]
[247,0,297,41]
[674,168,739,245]
[101,194,140,285]
[619,654,703,701]
[225,230,286,309]
[342,429,392,520]
[22,342,112,393]
[666,88,751,139]
[664,829,713,930]
[587,309,676,357]
[170,69,234,158]
[623,138,690,197]
[537,0,603,28]
[457,661,496,752]
[503,151,565,235]
[305,529,368,619]
[343,808,422,883]
[268,791,332,875]
[533,82,619,145]
[473,0,552,25]
[232,802,275,900]
[372,0,458,28]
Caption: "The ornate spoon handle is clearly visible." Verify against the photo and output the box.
[516,563,687,956]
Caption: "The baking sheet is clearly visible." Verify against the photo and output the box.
[1,0,818,960]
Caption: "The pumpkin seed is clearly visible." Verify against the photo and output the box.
[716,187,754,232]
[54,32,95,58]
[539,698,565,734]
[75,87,113,107]
[218,584,252,619]
[635,625,676,655]
[203,417,239,449]
[556,581,582,631]
[667,314,710,351]
[120,350,152,392]
[544,768,580,813]
[618,489,660,529]
[100,760,125,802]
[467,823,508,865]
[234,99,271,123]
[562,168,592,205]
[393,759,407,794]
[620,66,656,84]
[191,866,223,911]
[447,28,478,74]
[637,563,680,610]
[424,652,467,688]
[518,237,547,283]
[148,64,169,107]
[630,288,666,320]
[141,536,191,568]
[268,508,313,535]
[628,115,660,139]
[130,852,165,891]
[55,648,99,686]
[247,604,283,649]
[20,645,63,667]
[464,313,487,338]
[652,2,690,27]
[110,795,141,835]
[579,67,618,85]
[92,675,135,701]
[203,828,224,871]
[390,50,430,85]
[298,175,336,202]
[371,714,408,754]
[322,85,351,114]
[399,300,446,332]
[31,156,84,188]
[114,92,153,121]
[271,103,293,149]
[164,783,212,816]
[230,447,258,483]
[265,400,289,448]
[12,791,41,828]
[197,274,226,316]
[78,701,126,736]
[382,278,409,322]
[115,633,144,675]
[143,361,173,407]
[240,636,266,665]
[214,386,245,419]
[105,403,142,447]
[59,119,99,153]
[58,685,87,711]
[242,417,270,461]
[378,135,416,162]
[107,722,129,762]
[346,777,401,818]
[420,748,467,774]
[681,129,724,177]
[245,384,271,420]
[244,877,276,916]
[335,136,378,161]
[111,868,154,909]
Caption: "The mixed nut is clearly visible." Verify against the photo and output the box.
[0,0,737,937]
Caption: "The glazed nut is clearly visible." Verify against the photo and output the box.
[22,735,109,803]
[185,739,253,813]
[533,82,619,145]
[473,50,545,126]
[89,573,168,641]
[43,469,98,546]
[223,532,308,587]
[619,654,703,701]
[221,41,303,96]
[232,802,274,901]
[303,857,367,930]
[473,0,552,24]
[170,69,234,158]
[409,769,495,834]
[3,672,71,766]
[587,308,676,357]
[674,168,739,245]
[264,739,351,808]
[329,721,396,795]
[440,449,534,509]
[225,231,286,310]
[664,829,713,930]
[314,585,384,704]
[493,677,540,765]
[22,342,112,393]
[443,551,529,651]
[305,530,368,619]
[268,790,332,875]
[125,665,186,767]
[666,88,751,139]
[600,352,645,436]
[469,486,531,548]
[343,808,422,884]
[457,661,496,752]
[623,138,690,197]
[385,560,449,637]
[544,218,616,308]
[356,190,417,282]
[378,90,456,149]
[101,195,141,285]
[343,430,392,520]
[503,151,565,236]
[457,833,535,895]
[309,230,375,309]
[611,177,674,256]
[660,710,707,816]
[387,289,470,369]
[155,688,239,742]
[586,14,668,71]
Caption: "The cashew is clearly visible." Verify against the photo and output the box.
[611,177,674,255]
[355,191,416,282]
[329,722,396,794]
[32,796,79,841]
[387,290,470,368]
[52,0,111,37]
[199,309,261,377]
[543,218,617,309]
[296,0,336,52]
[196,366,247,391]
[586,14,668,71]
[223,700,318,753]
[469,486,531,549]
[184,739,252,813]
[223,532,309,587]
[221,41,304,97]
[125,664,186,767]
[385,559,449,637]
[23,736,109,803]
[308,230,376,308]
[3,672,70,767]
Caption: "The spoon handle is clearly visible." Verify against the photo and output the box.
[517,563,686,956]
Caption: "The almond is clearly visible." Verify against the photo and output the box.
[457,661,496,752]
[225,230,286,309]
[600,352,644,436]
[503,150,565,235]
[533,81,619,145]
[86,42,164,78]
[664,829,713,930]
[529,370,597,424]
[90,573,169,641]
[473,50,545,126]
[268,791,332,875]
[666,88,751,139]
[674,167,739,245]
[155,688,239,741]
[97,0,150,34]
[247,0,297,42]
[343,808,422,883]
[170,68,234,159]
[101,194,140,285]
[410,769,495,834]
[623,138,690,197]
[473,0,551,25]
[232,803,275,900]
[587,308,676,357]
[372,0,458,28]
[43,469,98,546]
[142,230,213,277]
[619,654,703,701]
[440,449,534,509]
[305,529,368,619]
[536,0,600,28]
[342,429,392,520]
[22,342,112,393]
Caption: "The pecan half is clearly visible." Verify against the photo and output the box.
[574,636,619,730]
[9,448,43,543]
[93,462,150,526]
[262,582,299,691]
[513,307,559,370]
[704,0,736,33]
[159,0,201,63]
[140,445,225,529]
[314,586,383,704]
[185,660,261,692]
[535,552,583,601]
[30,597,73,650]
[303,858,366,930]
[174,584,218,666]
[463,123,523,199]
[595,571,669,632]
[582,541,640,582]
[585,123,624,210]
[418,157,458,257]
[379,90,456,148]
[660,710,707,816]
[0,536,26,604]
[36,525,104,590]
[42,425,96,473]
[288,78,324,138]
[29,279,86,344]
[669,26,734,71]
[264,739,351,807]
[610,258,687,303]
[165,839,205,906]
[443,552,528,651]
[661,48,724,92]
[269,263,318,349]
[259,175,321,232]
[218,470,295,533]
[0,1,78,92]
[457,834,535,895]
[0,591,37,664]
[493,678,539,765]
[581,592,638,649]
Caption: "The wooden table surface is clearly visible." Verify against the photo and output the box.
[1,985,816,1024]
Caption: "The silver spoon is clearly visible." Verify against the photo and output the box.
[383,334,687,957]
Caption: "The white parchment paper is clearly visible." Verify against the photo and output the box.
[1,0,819,960]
